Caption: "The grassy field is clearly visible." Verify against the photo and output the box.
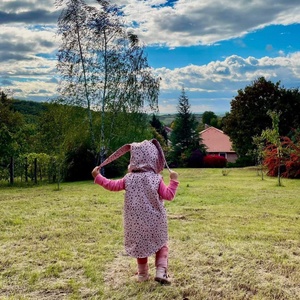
[0,168,299,300]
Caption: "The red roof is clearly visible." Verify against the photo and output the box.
[200,126,235,153]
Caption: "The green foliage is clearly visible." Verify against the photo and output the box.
[149,114,168,144]
[2,97,154,183]
[202,111,217,125]
[261,110,283,185]
[0,153,62,184]
[227,155,255,168]
[252,134,265,180]
[25,153,51,181]
[223,77,300,159]
[169,88,205,167]
[64,142,96,182]
[56,0,160,157]
[198,111,224,132]
[12,99,47,123]
[0,90,25,160]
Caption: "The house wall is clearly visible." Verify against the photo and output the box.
[200,126,238,163]
[226,153,238,163]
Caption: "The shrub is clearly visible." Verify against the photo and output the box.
[263,134,300,179]
[103,153,129,178]
[204,155,227,168]
[187,149,204,168]
[64,144,95,182]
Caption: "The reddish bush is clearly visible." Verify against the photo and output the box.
[263,133,300,178]
[203,155,227,168]
[282,136,300,178]
[263,144,281,177]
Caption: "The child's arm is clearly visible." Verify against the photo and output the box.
[158,170,179,201]
[92,166,125,192]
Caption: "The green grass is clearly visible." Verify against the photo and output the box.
[0,168,299,299]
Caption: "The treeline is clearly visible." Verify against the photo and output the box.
[1,92,157,183]
[0,88,225,184]
[1,76,300,184]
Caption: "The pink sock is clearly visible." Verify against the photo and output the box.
[137,258,148,274]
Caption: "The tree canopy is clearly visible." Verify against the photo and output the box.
[56,0,160,160]
[169,88,205,167]
[0,90,25,161]
[223,77,300,160]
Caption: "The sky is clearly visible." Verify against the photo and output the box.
[1,0,300,114]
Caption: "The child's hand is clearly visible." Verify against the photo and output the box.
[169,170,178,181]
[91,166,100,179]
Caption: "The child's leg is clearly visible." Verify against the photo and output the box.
[137,257,149,282]
[155,244,171,285]
[155,244,168,269]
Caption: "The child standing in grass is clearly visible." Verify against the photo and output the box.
[91,139,179,284]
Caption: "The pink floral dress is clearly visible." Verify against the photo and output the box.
[94,140,179,258]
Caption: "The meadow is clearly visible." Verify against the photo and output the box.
[0,168,299,300]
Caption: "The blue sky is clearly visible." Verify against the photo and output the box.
[1,0,300,114]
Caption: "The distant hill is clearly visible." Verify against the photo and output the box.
[11,99,207,127]
[12,99,48,115]
[156,113,203,126]
[12,99,48,123]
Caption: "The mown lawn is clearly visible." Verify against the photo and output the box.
[0,168,299,300]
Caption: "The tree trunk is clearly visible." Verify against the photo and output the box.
[10,157,14,185]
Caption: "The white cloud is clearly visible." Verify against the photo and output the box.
[120,0,300,46]
[154,52,300,112]
[159,52,300,88]
[1,0,300,113]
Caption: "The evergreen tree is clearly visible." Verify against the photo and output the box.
[170,88,205,167]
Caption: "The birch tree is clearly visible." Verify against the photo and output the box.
[56,0,160,163]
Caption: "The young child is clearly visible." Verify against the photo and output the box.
[91,139,179,284]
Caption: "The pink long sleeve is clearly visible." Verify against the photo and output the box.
[158,179,179,201]
[94,174,125,191]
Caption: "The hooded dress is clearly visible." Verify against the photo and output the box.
[95,140,179,258]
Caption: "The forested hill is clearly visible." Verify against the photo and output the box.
[12,99,48,117]
[157,113,203,126]
[11,99,203,126]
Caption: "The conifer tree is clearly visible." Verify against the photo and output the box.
[170,88,205,167]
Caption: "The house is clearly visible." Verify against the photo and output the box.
[200,126,238,163]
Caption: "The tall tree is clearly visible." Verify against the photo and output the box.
[223,77,300,160]
[202,111,217,126]
[0,89,25,161]
[170,88,204,167]
[199,110,222,131]
[56,0,95,146]
[56,0,160,164]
